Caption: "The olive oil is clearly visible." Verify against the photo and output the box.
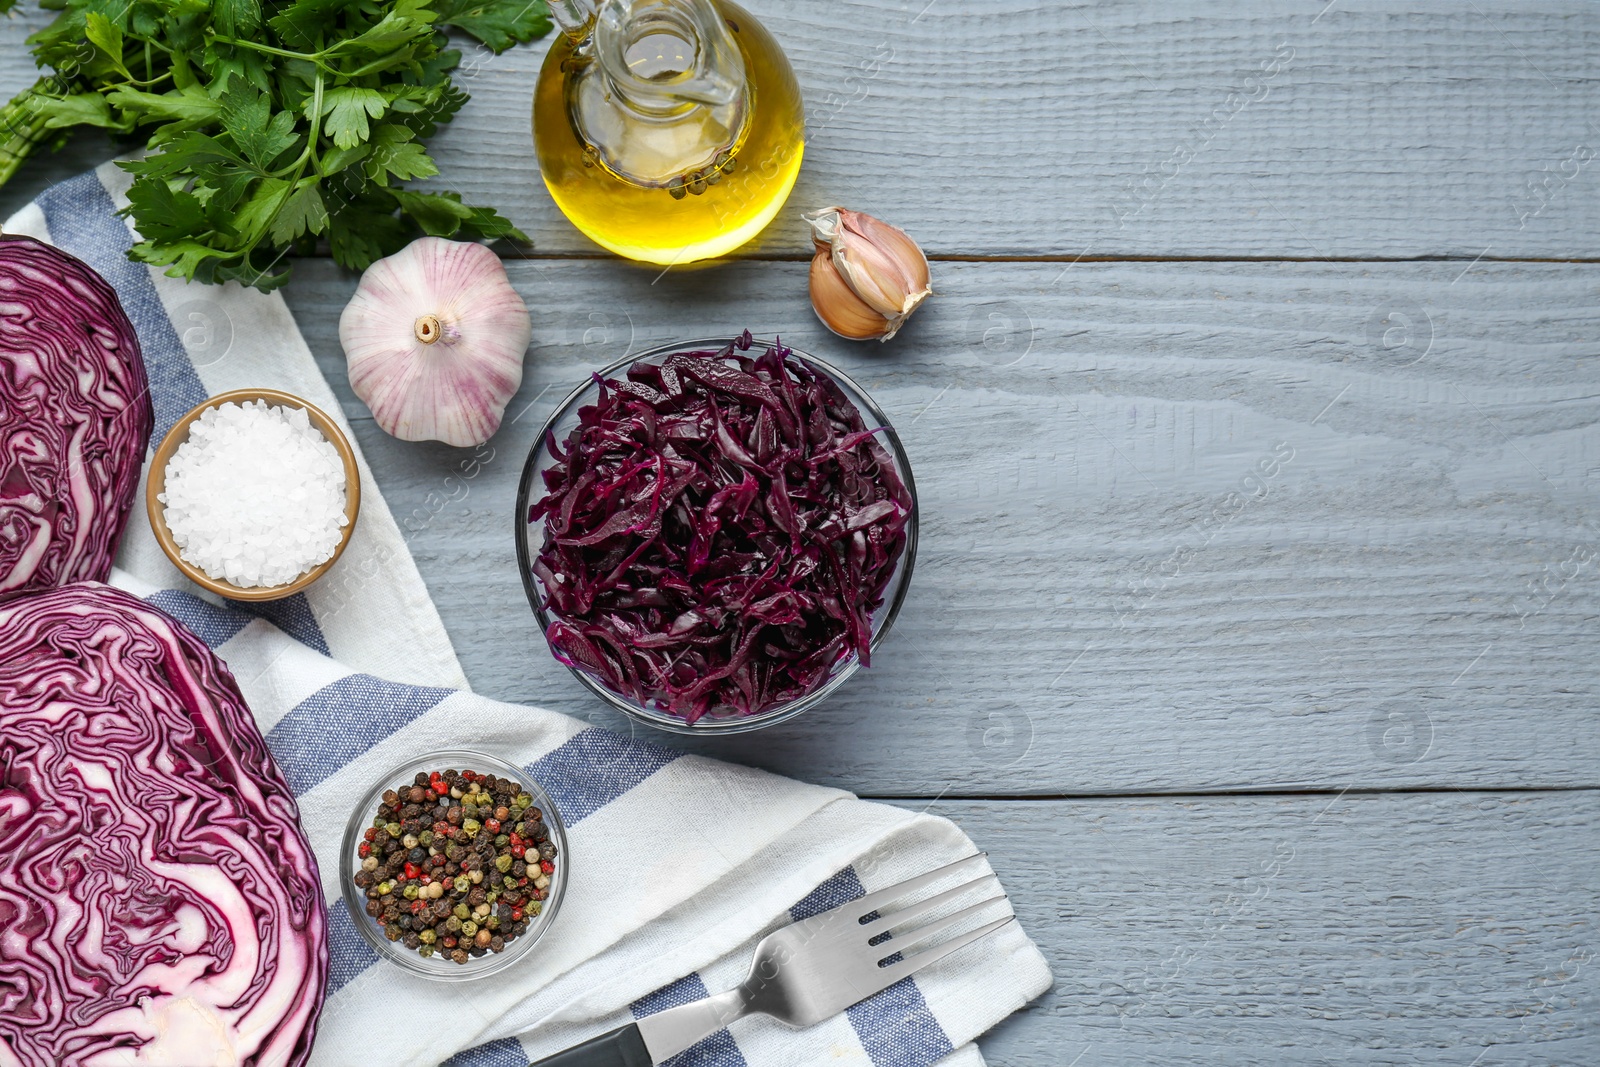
[532,0,804,264]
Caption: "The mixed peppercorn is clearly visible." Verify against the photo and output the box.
[353,768,558,964]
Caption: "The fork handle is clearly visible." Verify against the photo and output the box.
[526,1024,651,1067]
[632,986,749,1062]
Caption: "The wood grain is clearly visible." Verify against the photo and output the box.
[1,5,1594,1061]
[2,2,1597,258]
[278,257,1600,797]
[927,791,1600,1066]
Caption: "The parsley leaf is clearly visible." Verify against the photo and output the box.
[391,188,524,241]
[105,85,221,132]
[83,13,130,78]
[4,0,549,291]
[433,0,554,54]
[211,0,263,38]
[129,238,235,282]
[34,92,127,131]
[124,179,208,242]
[389,187,478,235]
[363,124,439,184]
[269,180,330,244]
[232,176,294,242]
[268,0,349,51]
[329,191,415,270]
[320,87,389,150]
[220,82,299,171]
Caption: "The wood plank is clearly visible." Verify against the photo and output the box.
[922,791,1600,1066]
[277,257,1600,796]
[2,2,1597,258]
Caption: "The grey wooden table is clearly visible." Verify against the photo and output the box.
[4,2,1598,1063]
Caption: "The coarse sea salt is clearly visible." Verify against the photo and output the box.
[160,400,348,588]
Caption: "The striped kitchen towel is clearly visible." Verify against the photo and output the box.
[8,166,1052,1067]
[4,162,467,691]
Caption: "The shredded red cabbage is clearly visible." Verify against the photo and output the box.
[529,333,912,723]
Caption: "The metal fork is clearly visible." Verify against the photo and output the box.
[530,853,1012,1066]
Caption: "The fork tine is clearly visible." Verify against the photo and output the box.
[865,876,994,933]
[843,853,989,923]
[871,894,1008,960]
[874,915,1015,984]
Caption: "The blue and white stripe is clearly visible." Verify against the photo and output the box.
[10,169,1050,1067]
[10,162,468,692]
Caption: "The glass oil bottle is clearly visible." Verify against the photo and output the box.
[533,0,805,264]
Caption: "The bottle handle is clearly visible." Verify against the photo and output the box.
[550,0,597,39]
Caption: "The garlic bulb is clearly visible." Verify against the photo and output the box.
[804,207,932,341]
[339,237,531,448]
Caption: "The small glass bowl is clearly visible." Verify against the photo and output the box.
[338,750,569,982]
[514,336,919,736]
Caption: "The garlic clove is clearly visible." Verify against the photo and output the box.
[834,210,930,317]
[809,249,894,340]
[339,237,531,448]
[803,207,932,342]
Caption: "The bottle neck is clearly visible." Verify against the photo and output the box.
[562,0,750,188]
[593,0,745,115]
[549,0,595,40]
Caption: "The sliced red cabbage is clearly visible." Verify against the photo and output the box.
[0,234,153,601]
[0,582,327,1067]
[530,333,912,723]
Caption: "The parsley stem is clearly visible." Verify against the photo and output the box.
[210,36,319,62]
[269,74,325,179]
[113,72,176,90]
[305,74,326,173]
[0,81,57,193]
[341,47,418,79]
[211,36,340,76]
[245,73,325,274]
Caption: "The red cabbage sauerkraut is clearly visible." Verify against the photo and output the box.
[530,333,912,723]
[0,582,327,1067]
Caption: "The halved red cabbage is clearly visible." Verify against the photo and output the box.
[0,582,327,1067]
[530,333,911,723]
[0,234,152,601]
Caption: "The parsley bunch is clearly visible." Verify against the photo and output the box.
[0,0,551,290]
